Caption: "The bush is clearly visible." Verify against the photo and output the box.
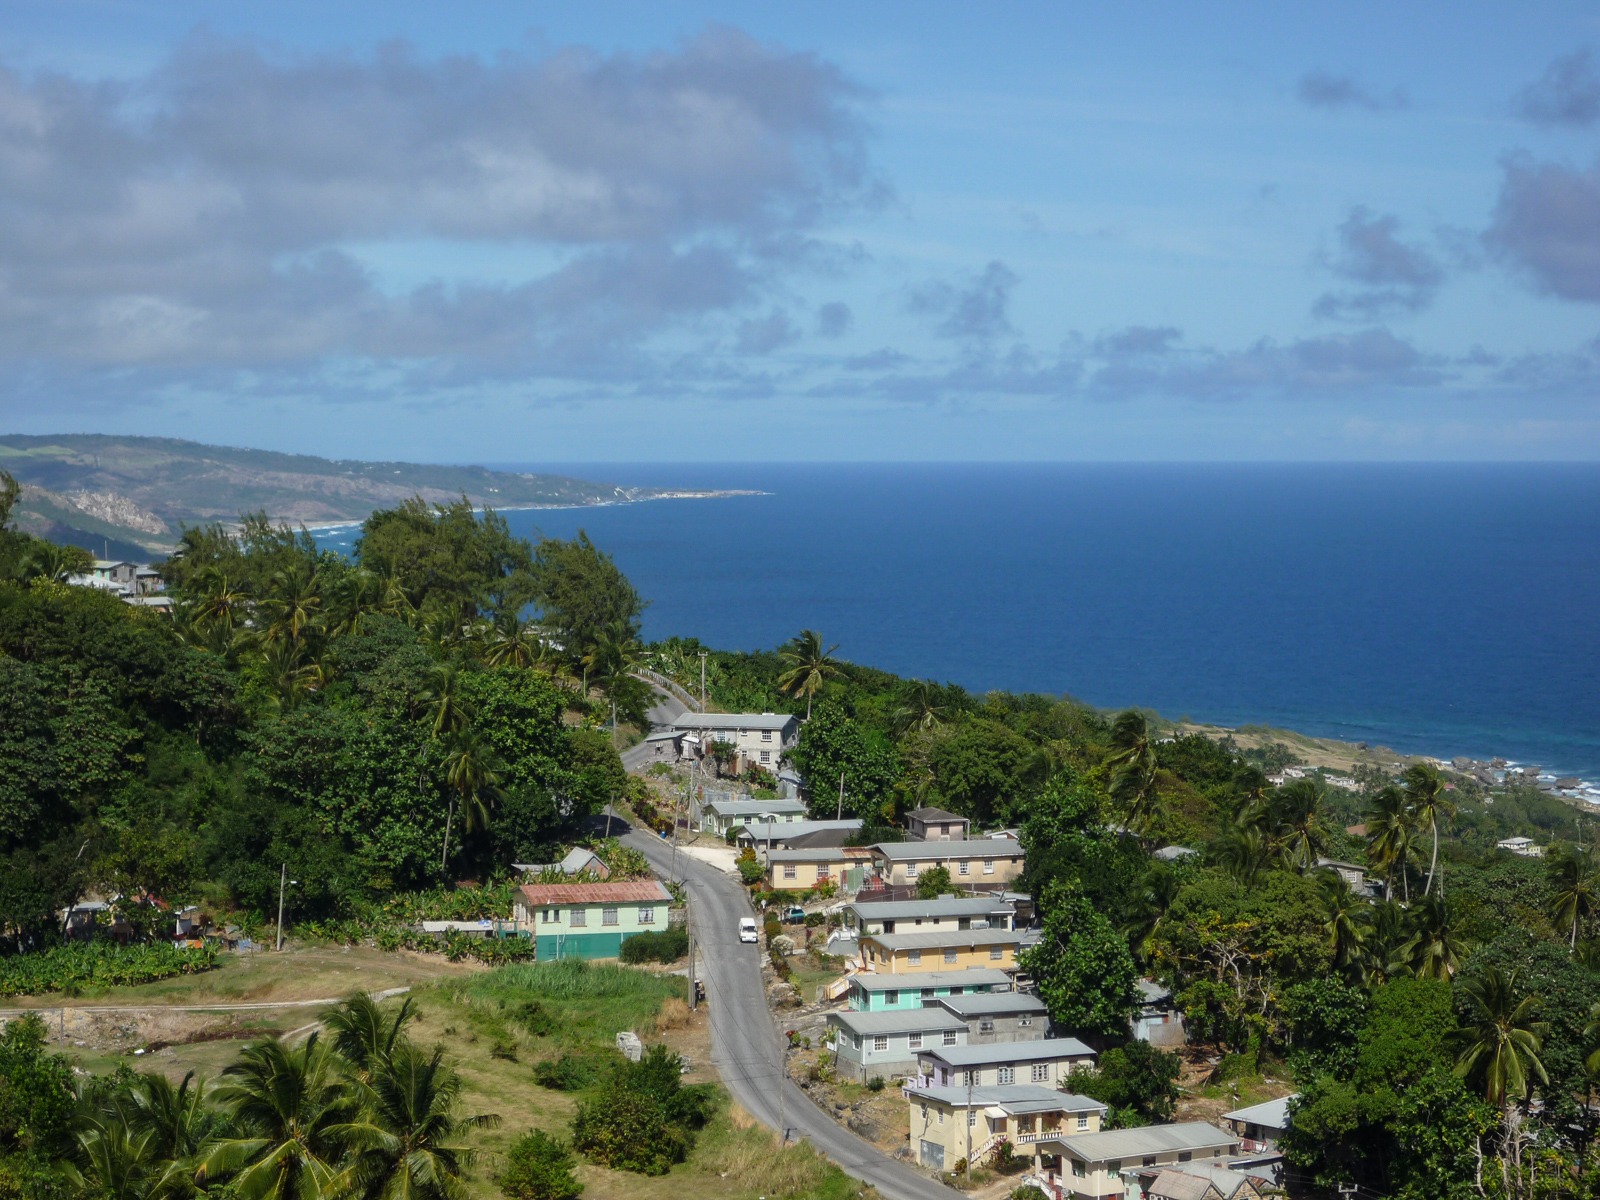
[571,1045,715,1175]
[0,941,217,996]
[499,1130,583,1200]
[619,927,688,964]
[737,858,766,886]
[533,1052,607,1091]
[511,1000,557,1037]
[769,948,792,981]
[1011,1188,1049,1200]
[866,1076,885,1092]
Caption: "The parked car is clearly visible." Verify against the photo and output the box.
[783,906,806,923]
[738,917,759,943]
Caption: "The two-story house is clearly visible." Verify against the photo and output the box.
[826,1007,969,1081]
[869,839,1026,888]
[846,896,1015,935]
[909,1085,1107,1174]
[911,1037,1097,1090]
[932,992,1050,1042]
[905,807,970,841]
[670,712,800,772]
[858,927,1023,974]
[1033,1122,1240,1200]
[847,967,1012,1011]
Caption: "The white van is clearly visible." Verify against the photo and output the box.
[738,917,759,943]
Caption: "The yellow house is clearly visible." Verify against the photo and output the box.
[908,1084,1106,1173]
[870,839,1026,887]
[859,928,1023,973]
[765,847,876,891]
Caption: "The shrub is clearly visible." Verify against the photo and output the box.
[533,1052,606,1091]
[0,942,216,997]
[866,1076,885,1092]
[571,1045,714,1175]
[511,1000,557,1037]
[491,1040,519,1062]
[737,858,766,886]
[769,949,792,981]
[499,1130,583,1200]
[619,927,688,964]
[1011,1187,1050,1200]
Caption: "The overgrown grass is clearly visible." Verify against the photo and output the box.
[696,1103,878,1200]
[442,959,686,1047]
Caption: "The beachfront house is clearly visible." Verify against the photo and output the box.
[858,927,1024,974]
[1033,1122,1241,1200]
[933,991,1050,1042]
[846,895,1016,935]
[869,839,1026,888]
[908,1085,1107,1174]
[669,712,800,772]
[847,967,1012,1011]
[910,1037,1097,1090]
[826,1007,970,1081]
[766,846,875,892]
[905,806,970,841]
[513,881,672,961]
[698,797,807,837]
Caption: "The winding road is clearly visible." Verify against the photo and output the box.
[622,827,959,1200]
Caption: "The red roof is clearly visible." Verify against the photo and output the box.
[518,881,671,905]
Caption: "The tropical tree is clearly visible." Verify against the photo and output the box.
[1315,871,1370,977]
[1452,968,1549,1194]
[1269,780,1333,873]
[1393,895,1471,981]
[333,1043,499,1200]
[324,570,381,639]
[201,1034,358,1200]
[484,616,546,671]
[1402,763,1456,899]
[439,729,505,868]
[259,564,323,652]
[892,680,948,737]
[1364,785,1415,902]
[324,993,418,1079]
[1121,863,1182,965]
[1213,824,1272,889]
[777,630,842,720]
[14,540,91,583]
[1546,842,1600,950]
[583,622,646,746]
[72,1121,164,1200]
[1106,710,1160,839]
[418,662,474,740]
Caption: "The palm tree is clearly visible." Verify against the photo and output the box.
[438,729,504,869]
[1402,763,1456,899]
[1270,780,1333,873]
[777,630,842,720]
[1106,710,1161,839]
[583,622,644,747]
[1547,842,1600,950]
[1453,967,1548,1193]
[192,570,252,637]
[201,1034,358,1200]
[1213,824,1272,889]
[417,663,473,740]
[332,1043,499,1200]
[892,681,948,737]
[483,616,545,670]
[324,570,380,639]
[1363,899,1409,984]
[127,1070,217,1166]
[259,564,323,652]
[15,541,85,583]
[1393,895,1471,981]
[324,992,418,1079]
[1364,785,1415,902]
[72,1121,162,1200]
[1316,870,1370,976]
[1121,863,1182,964]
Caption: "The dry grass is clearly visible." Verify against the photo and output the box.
[654,996,691,1033]
[696,1107,879,1200]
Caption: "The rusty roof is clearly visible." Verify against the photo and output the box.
[518,881,671,905]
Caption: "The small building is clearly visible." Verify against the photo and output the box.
[1153,845,1200,863]
[1139,1164,1266,1200]
[846,895,1015,935]
[699,797,807,837]
[870,839,1026,888]
[1315,858,1370,891]
[847,967,1012,1011]
[1497,836,1543,857]
[639,729,686,763]
[909,1085,1107,1174]
[1035,1121,1240,1200]
[859,927,1024,974]
[133,567,165,595]
[735,819,862,850]
[905,806,970,841]
[766,846,875,892]
[911,1037,1097,1089]
[670,712,800,772]
[826,1007,970,1081]
[514,881,672,960]
[1220,1095,1294,1154]
[932,991,1050,1043]
[513,847,611,879]
[1133,979,1187,1047]
[91,560,139,586]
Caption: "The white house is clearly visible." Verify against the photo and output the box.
[698,797,808,836]
[670,712,800,771]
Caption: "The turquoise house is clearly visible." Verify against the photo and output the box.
[514,881,673,961]
[847,967,1012,1011]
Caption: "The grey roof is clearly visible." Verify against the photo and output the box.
[873,840,1025,861]
[766,847,874,862]
[1153,845,1200,861]
[736,819,861,841]
[865,927,1021,951]
[703,798,807,817]
[849,897,1012,921]
[932,993,1048,1018]
[784,828,855,849]
[850,968,1011,993]
[1047,1121,1237,1163]
[907,807,967,823]
[828,1008,969,1035]
[911,1085,1106,1115]
[511,847,606,875]
[672,712,798,731]
[644,729,685,742]
[1145,1165,1259,1200]
[1221,1095,1295,1131]
[916,1036,1095,1067]
[1137,979,1174,1004]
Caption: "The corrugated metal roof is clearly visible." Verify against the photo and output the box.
[828,1008,968,1034]
[1221,1095,1295,1129]
[850,968,1011,991]
[873,840,1025,860]
[911,1085,1105,1114]
[932,992,1047,1017]
[518,881,671,904]
[849,897,1012,919]
[1047,1121,1237,1162]
[672,713,798,731]
[916,1036,1095,1066]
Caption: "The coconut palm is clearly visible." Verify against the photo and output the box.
[324,570,381,639]
[192,570,252,636]
[324,992,418,1079]
[15,541,87,583]
[1546,842,1600,950]
[417,662,473,740]
[1363,899,1409,984]
[777,630,842,720]
[1393,895,1471,981]
[201,1034,358,1200]
[483,616,545,670]
[1121,863,1182,964]
[892,680,948,737]
[331,1043,499,1200]
[1364,785,1415,902]
[1316,870,1370,976]
[583,621,644,747]
[1107,710,1161,839]
[1213,824,1272,889]
[1270,780,1333,873]
[1452,968,1548,1107]
[72,1121,163,1200]
[127,1070,217,1165]
[438,729,504,869]
[1402,763,1456,899]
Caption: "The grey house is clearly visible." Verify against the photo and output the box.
[905,806,970,841]
[826,1006,969,1082]
[912,1036,1097,1089]
[931,991,1050,1042]
[846,895,1015,935]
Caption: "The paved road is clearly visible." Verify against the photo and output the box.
[622,827,959,1200]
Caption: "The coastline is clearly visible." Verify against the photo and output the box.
[302,487,768,537]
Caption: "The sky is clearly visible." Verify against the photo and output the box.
[3,2,1600,461]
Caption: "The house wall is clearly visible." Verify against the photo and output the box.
[849,980,999,1011]
[916,1055,1092,1089]
[860,939,1019,973]
[827,1021,969,1082]
[514,899,664,961]
[908,1099,1096,1173]
[908,816,969,841]
[964,1013,1046,1043]
[877,852,1025,887]
[1059,1143,1235,1198]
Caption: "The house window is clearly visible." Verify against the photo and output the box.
[1071,1161,1085,1178]
[874,1036,888,1051]
[948,987,963,996]
[958,861,970,876]
[1178,1152,1192,1163]
[938,1109,944,1124]
[921,1104,928,1122]
[1076,1114,1088,1131]
[762,730,773,742]
[602,908,619,926]
[943,1030,958,1046]
[989,945,1003,960]
[1142,1158,1156,1168]
[983,860,994,874]
[1031,1064,1049,1083]
[968,1110,976,1126]
[760,750,771,764]
[944,948,958,964]
[783,864,797,880]
[570,908,587,927]
[1019,1017,1033,1027]
[1107,1160,1121,1174]
[640,907,655,924]
[817,865,831,880]
[979,1019,994,1033]
[965,1070,978,1087]
[853,1034,863,1049]
[909,950,922,965]
[906,863,919,878]
[997,1066,1015,1084]
[1017,1115,1034,1133]
[921,988,935,999]
[885,990,899,1005]
[909,1032,923,1049]
[542,909,555,923]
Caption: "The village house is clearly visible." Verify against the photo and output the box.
[858,927,1025,974]
[910,1037,1097,1089]
[735,818,862,851]
[869,838,1026,887]
[1133,979,1187,1047]
[698,796,807,837]
[1139,1163,1266,1200]
[909,1085,1107,1174]
[512,847,610,879]
[513,881,671,961]
[932,991,1050,1042]
[905,806,970,841]
[669,712,800,772]
[846,967,1012,1011]
[846,895,1015,935]
[766,846,876,892]
[1220,1095,1294,1154]
[1033,1121,1241,1200]
[826,1006,970,1081]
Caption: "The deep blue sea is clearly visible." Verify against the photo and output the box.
[313,463,1600,780]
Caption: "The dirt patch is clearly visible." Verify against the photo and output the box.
[143,1025,284,1054]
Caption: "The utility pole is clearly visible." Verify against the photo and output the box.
[275,863,287,952]
[837,770,845,820]
[686,896,696,1012]
[778,1034,788,1146]
[699,651,707,711]
[965,1069,974,1182]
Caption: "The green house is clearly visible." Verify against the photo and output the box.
[514,881,673,961]
[846,967,1013,1011]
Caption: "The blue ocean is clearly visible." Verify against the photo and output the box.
[315,463,1600,779]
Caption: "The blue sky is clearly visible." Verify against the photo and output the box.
[4,1,1600,461]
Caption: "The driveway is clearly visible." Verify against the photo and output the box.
[621,827,959,1200]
